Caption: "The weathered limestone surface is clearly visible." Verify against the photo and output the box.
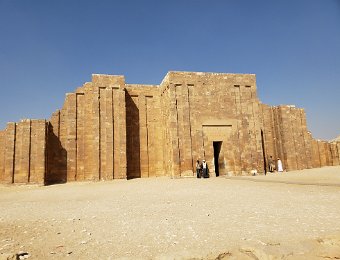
[46,75,127,183]
[0,120,46,184]
[0,130,5,182]
[0,71,339,184]
[160,72,263,177]
[30,120,46,183]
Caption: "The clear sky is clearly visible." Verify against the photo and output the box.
[0,0,339,140]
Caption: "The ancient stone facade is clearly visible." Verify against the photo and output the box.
[0,72,339,184]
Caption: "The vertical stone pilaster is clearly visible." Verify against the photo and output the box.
[273,107,283,164]
[83,83,94,181]
[4,123,16,184]
[30,120,46,184]
[233,86,242,174]
[187,84,201,165]
[325,142,332,166]
[0,131,5,182]
[330,142,339,166]
[160,85,173,177]
[99,88,107,180]
[176,84,194,175]
[139,94,149,178]
[261,105,277,172]
[14,120,31,183]
[289,108,304,170]
[175,85,185,174]
[59,105,68,182]
[168,84,180,178]
[105,88,114,180]
[318,141,327,167]
[65,93,77,182]
[251,101,263,173]
[149,95,164,177]
[76,93,85,181]
[246,92,257,171]
[92,86,100,180]
[300,110,313,169]
[112,89,126,179]
[276,106,298,171]
[113,89,120,179]
[118,90,127,178]
[312,139,321,168]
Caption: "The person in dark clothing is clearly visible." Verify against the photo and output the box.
[268,156,275,173]
[196,160,202,178]
[202,160,209,178]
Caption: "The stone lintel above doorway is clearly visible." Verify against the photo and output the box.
[202,119,236,142]
[202,119,237,127]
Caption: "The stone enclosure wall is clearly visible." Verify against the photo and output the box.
[0,71,339,184]
[0,120,46,184]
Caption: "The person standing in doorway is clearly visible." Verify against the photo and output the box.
[196,160,202,178]
[277,158,283,172]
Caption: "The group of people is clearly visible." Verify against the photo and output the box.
[267,156,284,173]
[196,159,209,178]
[195,156,283,177]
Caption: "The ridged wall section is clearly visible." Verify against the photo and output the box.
[0,120,46,184]
[0,72,339,185]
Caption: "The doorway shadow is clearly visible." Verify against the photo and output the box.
[213,141,222,176]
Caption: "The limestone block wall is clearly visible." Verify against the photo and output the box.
[159,77,175,177]
[0,120,47,184]
[260,103,339,172]
[336,142,340,165]
[46,74,127,184]
[0,130,4,182]
[318,141,328,167]
[125,84,164,179]
[259,104,276,171]
[274,106,311,171]
[159,75,179,178]
[160,72,264,177]
[1,71,339,185]
[0,130,6,183]
[303,135,340,168]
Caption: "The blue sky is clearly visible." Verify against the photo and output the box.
[0,0,339,140]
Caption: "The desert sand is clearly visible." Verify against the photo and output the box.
[1,166,340,259]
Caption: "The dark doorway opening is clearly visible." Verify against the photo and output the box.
[213,141,222,177]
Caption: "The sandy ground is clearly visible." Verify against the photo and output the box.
[1,166,340,260]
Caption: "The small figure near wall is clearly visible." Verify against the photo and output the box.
[196,159,202,178]
[277,158,284,172]
[268,156,275,173]
[202,160,209,178]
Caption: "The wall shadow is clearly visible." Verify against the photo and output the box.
[125,92,141,179]
[261,129,267,173]
[45,123,67,185]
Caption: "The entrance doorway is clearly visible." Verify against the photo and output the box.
[213,141,222,176]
